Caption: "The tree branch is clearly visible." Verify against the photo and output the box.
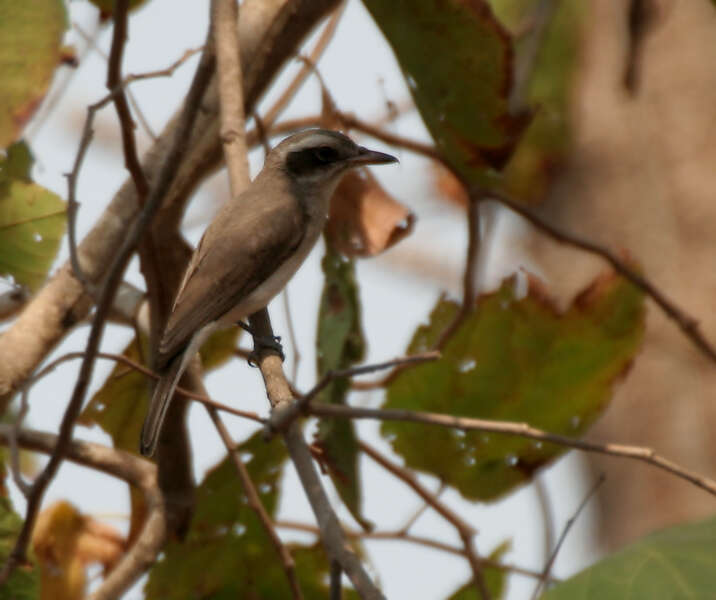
[0,426,165,600]
[275,520,553,582]
[248,311,385,599]
[360,442,492,600]
[0,0,341,410]
[267,351,440,433]
[309,404,716,497]
[530,473,605,600]
[202,381,303,599]
[0,36,216,585]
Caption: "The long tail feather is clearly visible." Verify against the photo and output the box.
[140,353,185,457]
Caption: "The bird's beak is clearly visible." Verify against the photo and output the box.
[349,146,399,166]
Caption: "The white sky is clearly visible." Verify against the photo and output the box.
[7,0,601,598]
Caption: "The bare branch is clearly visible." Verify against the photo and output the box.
[283,113,716,370]
[282,288,301,383]
[0,426,165,600]
[482,188,716,366]
[106,0,149,202]
[0,0,341,411]
[267,351,440,434]
[203,386,303,599]
[260,3,346,130]
[433,191,480,351]
[533,476,555,571]
[530,474,605,600]
[248,310,385,599]
[310,404,716,497]
[509,0,561,113]
[360,442,491,600]
[0,35,216,584]
[276,520,554,582]
[330,560,342,600]
[212,0,250,192]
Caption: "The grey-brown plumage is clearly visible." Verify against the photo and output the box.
[140,129,397,456]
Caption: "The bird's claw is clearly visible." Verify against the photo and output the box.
[247,334,285,367]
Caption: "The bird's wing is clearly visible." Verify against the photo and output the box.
[157,184,304,365]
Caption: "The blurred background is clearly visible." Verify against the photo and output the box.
[5,0,716,597]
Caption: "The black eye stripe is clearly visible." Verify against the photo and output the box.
[314,145,339,162]
[286,146,341,176]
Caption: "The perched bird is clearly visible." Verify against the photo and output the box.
[140,129,398,456]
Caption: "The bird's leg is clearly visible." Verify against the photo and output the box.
[237,320,285,365]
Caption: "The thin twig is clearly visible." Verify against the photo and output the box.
[0,36,216,585]
[7,387,31,497]
[482,188,716,365]
[275,520,554,582]
[397,481,445,534]
[339,113,442,161]
[282,287,301,383]
[359,442,491,600]
[0,426,166,600]
[310,404,716,498]
[534,476,555,571]
[106,0,149,202]
[205,399,303,599]
[267,352,440,433]
[64,42,203,288]
[433,192,481,351]
[510,0,561,113]
[530,473,605,600]
[302,112,716,370]
[330,560,342,600]
[260,3,346,129]
[15,349,264,423]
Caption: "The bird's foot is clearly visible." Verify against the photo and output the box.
[238,321,285,366]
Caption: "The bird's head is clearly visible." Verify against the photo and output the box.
[270,129,398,188]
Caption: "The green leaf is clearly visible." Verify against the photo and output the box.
[383,272,645,501]
[362,0,529,181]
[314,243,371,530]
[448,540,511,599]
[542,515,716,599]
[490,0,584,201]
[198,327,240,371]
[0,497,39,600]
[80,329,241,454]
[79,327,240,538]
[0,0,67,149]
[146,431,359,599]
[0,141,66,291]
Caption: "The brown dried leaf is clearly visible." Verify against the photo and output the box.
[431,162,468,208]
[326,168,414,257]
[32,501,125,600]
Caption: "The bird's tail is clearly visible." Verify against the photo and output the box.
[140,353,185,457]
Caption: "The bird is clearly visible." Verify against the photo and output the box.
[139,129,398,456]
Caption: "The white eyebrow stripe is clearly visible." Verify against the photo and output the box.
[285,135,338,152]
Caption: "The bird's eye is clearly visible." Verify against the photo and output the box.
[313,146,339,163]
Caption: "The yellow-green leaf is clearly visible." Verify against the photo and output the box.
[314,243,371,530]
[146,431,359,599]
[447,540,511,599]
[542,515,716,599]
[0,142,66,291]
[0,497,39,600]
[383,272,645,501]
[0,0,67,149]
